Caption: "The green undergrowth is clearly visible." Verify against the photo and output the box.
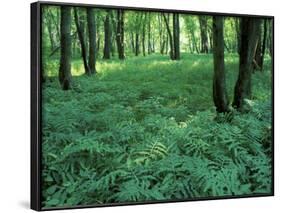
[41,53,272,208]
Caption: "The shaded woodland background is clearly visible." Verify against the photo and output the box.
[41,5,273,208]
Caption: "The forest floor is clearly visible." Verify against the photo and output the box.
[42,53,273,208]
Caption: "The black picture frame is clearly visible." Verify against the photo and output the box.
[31,1,274,211]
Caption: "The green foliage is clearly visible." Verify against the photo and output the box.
[42,54,272,208]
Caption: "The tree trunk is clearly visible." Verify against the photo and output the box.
[164,36,169,55]
[46,18,55,51]
[130,32,135,53]
[260,19,268,70]
[268,20,273,58]
[199,16,209,53]
[254,26,262,71]
[152,37,155,52]
[103,11,111,59]
[233,17,261,110]
[187,33,193,53]
[59,6,72,90]
[208,25,213,52]
[46,9,58,51]
[135,33,140,56]
[142,14,146,56]
[116,9,125,59]
[254,19,268,71]
[162,13,174,60]
[191,30,200,54]
[173,13,180,60]
[109,11,116,57]
[212,16,229,113]
[158,14,164,54]
[74,8,90,74]
[147,14,152,54]
[235,18,241,55]
[87,8,97,74]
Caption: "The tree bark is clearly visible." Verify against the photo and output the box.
[87,8,97,74]
[199,16,209,53]
[162,13,175,60]
[142,14,147,56]
[135,33,140,56]
[74,8,90,74]
[116,9,125,59]
[213,16,229,113]
[254,19,268,71]
[130,32,135,53]
[147,14,152,54]
[208,25,213,52]
[233,17,261,109]
[235,18,241,55]
[254,26,262,71]
[268,20,273,58]
[158,14,164,54]
[103,11,111,59]
[173,13,180,60]
[260,19,268,70]
[109,11,116,57]
[46,16,55,51]
[59,6,72,90]
[191,30,200,54]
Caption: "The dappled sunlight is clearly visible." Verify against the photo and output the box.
[71,62,85,76]
[38,4,273,208]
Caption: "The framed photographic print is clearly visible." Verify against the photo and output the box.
[31,1,274,211]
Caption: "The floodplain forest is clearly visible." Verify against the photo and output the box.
[41,5,273,208]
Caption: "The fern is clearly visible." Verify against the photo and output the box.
[42,69,272,207]
[133,140,168,165]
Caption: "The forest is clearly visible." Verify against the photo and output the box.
[41,5,273,208]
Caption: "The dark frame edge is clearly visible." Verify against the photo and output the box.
[31,1,42,211]
[37,0,273,18]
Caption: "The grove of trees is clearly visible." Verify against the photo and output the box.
[43,6,272,112]
[41,5,273,208]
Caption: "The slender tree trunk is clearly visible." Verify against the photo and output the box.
[87,8,97,74]
[59,6,72,90]
[130,32,135,53]
[135,33,140,56]
[162,13,174,60]
[163,31,168,54]
[190,29,200,54]
[147,14,152,54]
[235,18,241,55]
[208,25,213,52]
[142,14,147,56]
[233,17,261,109]
[72,33,77,58]
[103,11,111,59]
[109,11,116,57]
[199,16,209,53]
[268,20,273,58]
[56,8,61,40]
[187,33,193,53]
[224,41,230,53]
[173,13,180,60]
[46,18,55,51]
[260,19,268,70]
[46,9,59,50]
[213,16,229,113]
[152,37,155,52]
[254,19,268,71]
[116,9,125,59]
[74,8,90,74]
[158,14,163,54]
[254,26,262,71]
